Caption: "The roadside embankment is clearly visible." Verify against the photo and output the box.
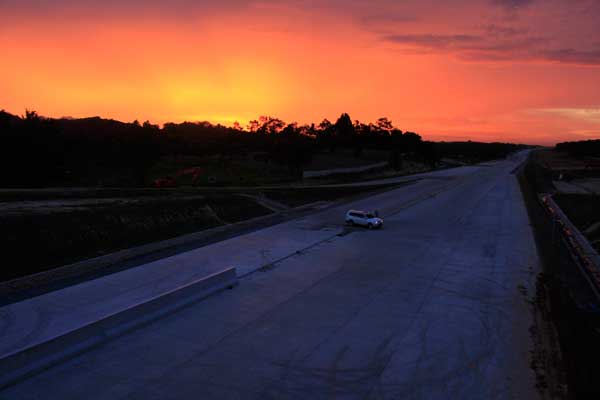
[0,195,270,283]
[518,150,600,399]
[0,183,405,286]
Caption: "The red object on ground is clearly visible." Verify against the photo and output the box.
[154,177,177,188]
[154,167,203,188]
[175,167,203,184]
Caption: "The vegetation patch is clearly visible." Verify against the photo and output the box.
[0,110,528,189]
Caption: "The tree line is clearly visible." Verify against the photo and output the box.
[556,139,600,158]
[0,109,526,187]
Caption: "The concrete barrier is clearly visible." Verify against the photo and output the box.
[540,194,600,299]
[0,222,245,297]
[0,267,237,389]
[303,162,388,179]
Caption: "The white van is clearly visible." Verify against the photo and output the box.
[345,210,383,229]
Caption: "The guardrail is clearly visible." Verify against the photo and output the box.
[0,267,238,389]
[539,194,600,299]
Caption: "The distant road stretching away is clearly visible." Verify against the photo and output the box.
[3,151,539,399]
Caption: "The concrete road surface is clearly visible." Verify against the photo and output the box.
[2,151,539,399]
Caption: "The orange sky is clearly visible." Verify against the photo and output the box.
[1,0,600,144]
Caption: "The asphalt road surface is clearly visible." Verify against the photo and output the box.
[2,151,539,400]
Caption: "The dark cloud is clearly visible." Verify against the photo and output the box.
[483,24,528,37]
[354,1,598,66]
[383,34,480,49]
[382,31,600,65]
[3,0,599,66]
[541,48,600,65]
[0,0,255,20]
[360,13,418,26]
[382,33,541,53]
[491,0,535,8]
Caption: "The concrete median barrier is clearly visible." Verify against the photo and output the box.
[0,267,237,390]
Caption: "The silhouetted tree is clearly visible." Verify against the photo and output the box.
[0,109,526,188]
[403,131,422,153]
[376,117,393,133]
[389,129,405,170]
[281,122,298,136]
[318,119,332,132]
[334,113,355,139]
[142,120,159,131]
[420,141,440,168]
[248,116,286,135]
[317,118,335,152]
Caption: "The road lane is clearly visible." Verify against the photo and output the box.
[1,152,539,399]
[0,164,479,361]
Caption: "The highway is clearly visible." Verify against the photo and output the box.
[2,151,539,399]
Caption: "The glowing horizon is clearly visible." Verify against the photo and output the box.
[2,0,600,145]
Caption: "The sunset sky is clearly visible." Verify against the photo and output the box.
[1,0,600,144]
